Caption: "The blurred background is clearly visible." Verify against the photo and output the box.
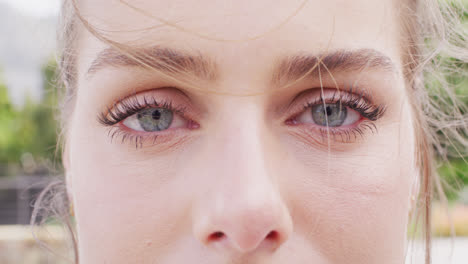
[0,0,467,263]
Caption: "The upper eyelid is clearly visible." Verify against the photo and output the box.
[100,86,193,111]
[300,88,375,106]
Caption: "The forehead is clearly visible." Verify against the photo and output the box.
[77,0,403,80]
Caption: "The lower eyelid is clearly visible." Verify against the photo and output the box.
[107,124,193,149]
[287,120,378,146]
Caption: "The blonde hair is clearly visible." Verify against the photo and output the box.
[32,0,468,264]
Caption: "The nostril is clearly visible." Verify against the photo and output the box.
[265,230,278,240]
[208,231,225,241]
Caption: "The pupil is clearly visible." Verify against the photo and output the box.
[152,110,161,120]
[326,106,332,116]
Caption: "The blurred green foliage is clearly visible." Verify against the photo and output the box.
[438,159,468,201]
[0,61,60,176]
[430,0,468,201]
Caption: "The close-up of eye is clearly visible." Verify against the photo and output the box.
[95,94,199,148]
[286,90,387,142]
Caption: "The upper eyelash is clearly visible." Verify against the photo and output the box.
[302,89,387,121]
[97,95,187,126]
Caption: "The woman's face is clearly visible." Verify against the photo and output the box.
[67,0,418,263]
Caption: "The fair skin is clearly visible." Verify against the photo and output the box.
[66,0,419,263]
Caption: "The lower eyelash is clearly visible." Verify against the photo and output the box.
[107,126,161,149]
[315,120,378,143]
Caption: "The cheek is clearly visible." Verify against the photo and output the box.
[287,187,410,263]
[282,120,415,262]
[68,111,195,262]
[284,119,415,192]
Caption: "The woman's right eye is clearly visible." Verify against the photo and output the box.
[122,107,187,132]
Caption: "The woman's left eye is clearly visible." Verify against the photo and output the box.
[122,107,187,132]
[296,103,361,127]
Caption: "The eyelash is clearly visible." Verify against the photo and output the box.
[98,95,187,126]
[98,95,190,148]
[288,90,386,143]
[303,90,385,121]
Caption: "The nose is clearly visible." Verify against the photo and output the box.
[193,174,293,254]
[196,202,292,253]
[192,114,293,254]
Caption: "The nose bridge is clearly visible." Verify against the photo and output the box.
[218,103,267,178]
[210,100,275,203]
[192,101,293,254]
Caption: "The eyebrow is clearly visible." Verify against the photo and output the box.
[271,48,397,87]
[87,46,396,87]
[86,46,219,81]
